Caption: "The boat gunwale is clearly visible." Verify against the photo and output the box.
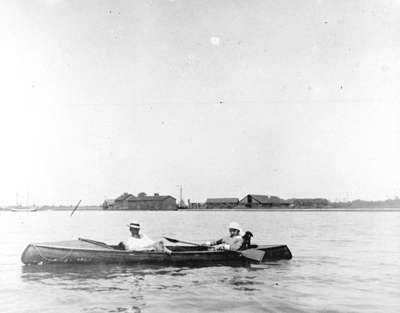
[31,243,238,256]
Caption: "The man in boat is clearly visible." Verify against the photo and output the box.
[204,221,244,251]
[121,221,171,254]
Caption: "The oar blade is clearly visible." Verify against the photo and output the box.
[163,236,180,243]
[240,249,266,262]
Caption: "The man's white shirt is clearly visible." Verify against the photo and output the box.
[124,234,155,251]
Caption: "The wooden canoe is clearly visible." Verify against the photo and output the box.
[21,239,292,265]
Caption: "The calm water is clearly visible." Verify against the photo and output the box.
[1,210,399,313]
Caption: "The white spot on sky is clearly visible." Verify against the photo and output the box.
[210,37,221,46]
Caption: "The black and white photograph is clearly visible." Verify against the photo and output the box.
[1,1,400,312]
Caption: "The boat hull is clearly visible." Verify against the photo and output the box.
[21,240,292,265]
[10,208,37,212]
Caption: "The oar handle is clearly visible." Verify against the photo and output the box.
[78,237,115,249]
[163,237,201,246]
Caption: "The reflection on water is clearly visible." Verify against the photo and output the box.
[19,262,273,313]
[21,263,192,294]
[227,274,263,292]
[21,264,195,313]
[20,262,256,282]
[21,263,184,280]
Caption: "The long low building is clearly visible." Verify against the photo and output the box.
[205,198,239,209]
[105,192,177,210]
[239,194,292,208]
[202,194,292,209]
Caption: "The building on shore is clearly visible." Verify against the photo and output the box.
[101,199,115,210]
[205,198,239,209]
[239,194,292,208]
[106,192,177,210]
[188,202,202,209]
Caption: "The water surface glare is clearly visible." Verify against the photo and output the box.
[1,210,399,312]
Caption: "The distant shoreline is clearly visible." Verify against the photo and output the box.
[178,208,400,212]
[1,207,400,212]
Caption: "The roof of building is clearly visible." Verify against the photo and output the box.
[114,193,176,202]
[126,195,176,202]
[240,194,291,205]
[206,198,239,204]
[115,193,133,202]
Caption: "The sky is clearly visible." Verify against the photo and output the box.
[1,0,400,205]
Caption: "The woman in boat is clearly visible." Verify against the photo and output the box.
[121,221,171,254]
[204,222,244,251]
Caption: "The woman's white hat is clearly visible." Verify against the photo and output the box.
[228,221,242,233]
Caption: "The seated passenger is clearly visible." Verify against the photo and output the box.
[121,221,171,254]
[204,222,244,251]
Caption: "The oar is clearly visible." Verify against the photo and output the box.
[164,237,266,262]
[70,200,82,217]
[78,237,115,249]
[163,236,200,246]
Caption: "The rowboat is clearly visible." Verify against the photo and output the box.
[10,207,37,212]
[21,239,292,265]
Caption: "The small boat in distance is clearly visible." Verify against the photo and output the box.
[11,192,37,212]
[10,206,38,212]
[21,239,292,265]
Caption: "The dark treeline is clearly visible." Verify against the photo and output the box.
[291,197,400,208]
[329,197,400,208]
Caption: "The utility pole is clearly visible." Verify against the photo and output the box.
[176,185,184,208]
